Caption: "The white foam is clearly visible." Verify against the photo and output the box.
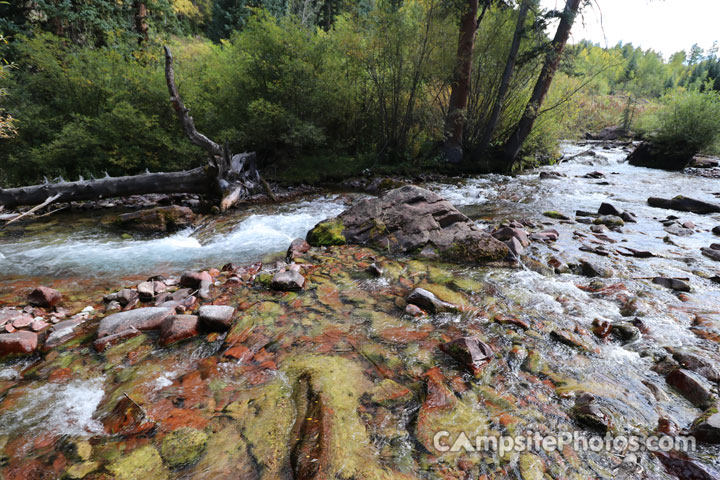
[0,377,105,437]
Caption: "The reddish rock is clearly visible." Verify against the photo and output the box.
[198,305,235,331]
[97,307,174,338]
[180,271,213,289]
[43,319,88,350]
[30,319,50,332]
[286,238,311,261]
[667,368,715,409]
[160,315,199,346]
[116,288,139,307]
[405,303,425,317]
[27,286,62,308]
[11,314,33,329]
[0,331,38,356]
[271,270,305,291]
[494,313,529,330]
[440,336,493,376]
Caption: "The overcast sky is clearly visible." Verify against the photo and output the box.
[540,0,720,59]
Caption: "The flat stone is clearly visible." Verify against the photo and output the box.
[44,319,87,350]
[97,307,174,338]
[271,271,305,291]
[199,305,235,331]
[673,351,720,383]
[648,196,720,214]
[30,319,50,332]
[11,314,33,329]
[667,368,716,409]
[0,331,38,356]
[159,315,199,346]
[702,247,720,261]
[27,286,62,308]
[406,288,457,314]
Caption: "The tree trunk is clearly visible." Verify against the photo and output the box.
[0,169,211,209]
[134,1,149,45]
[442,0,480,164]
[501,0,581,171]
[0,47,266,210]
[472,0,531,165]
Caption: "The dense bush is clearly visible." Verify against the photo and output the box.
[648,89,720,154]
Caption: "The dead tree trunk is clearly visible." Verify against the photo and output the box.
[0,47,266,211]
[501,0,582,171]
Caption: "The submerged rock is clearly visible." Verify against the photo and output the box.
[115,205,195,233]
[160,427,208,467]
[406,288,457,314]
[440,336,493,376]
[27,286,62,308]
[107,445,169,480]
[307,185,508,262]
[666,368,716,409]
[572,392,612,433]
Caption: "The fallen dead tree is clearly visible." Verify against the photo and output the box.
[0,46,267,211]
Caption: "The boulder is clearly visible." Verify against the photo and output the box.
[702,247,720,262]
[271,271,305,291]
[159,315,199,346]
[306,186,509,262]
[666,368,716,409]
[97,307,174,338]
[440,337,493,376]
[406,288,457,314]
[27,286,62,308]
[115,205,195,232]
[628,141,694,170]
[286,238,311,261]
[598,202,623,217]
[0,331,38,356]
[198,305,235,331]
[648,196,720,214]
[44,319,87,350]
[180,271,213,289]
[585,126,627,141]
[137,282,155,301]
[116,289,139,307]
[690,155,719,168]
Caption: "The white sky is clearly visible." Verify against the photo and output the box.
[540,0,720,59]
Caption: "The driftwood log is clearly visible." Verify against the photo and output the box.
[0,46,266,211]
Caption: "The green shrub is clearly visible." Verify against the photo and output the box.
[648,89,720,154]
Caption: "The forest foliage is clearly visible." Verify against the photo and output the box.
[1,0,719,186]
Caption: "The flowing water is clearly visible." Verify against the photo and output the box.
[1,141,720,479]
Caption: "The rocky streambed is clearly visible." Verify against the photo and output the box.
[2,142,720,479]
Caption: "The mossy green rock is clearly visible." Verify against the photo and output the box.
[160,427,208,467]
[543,210,570,220]
[306,219,346,246]
[107,445,168,480]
